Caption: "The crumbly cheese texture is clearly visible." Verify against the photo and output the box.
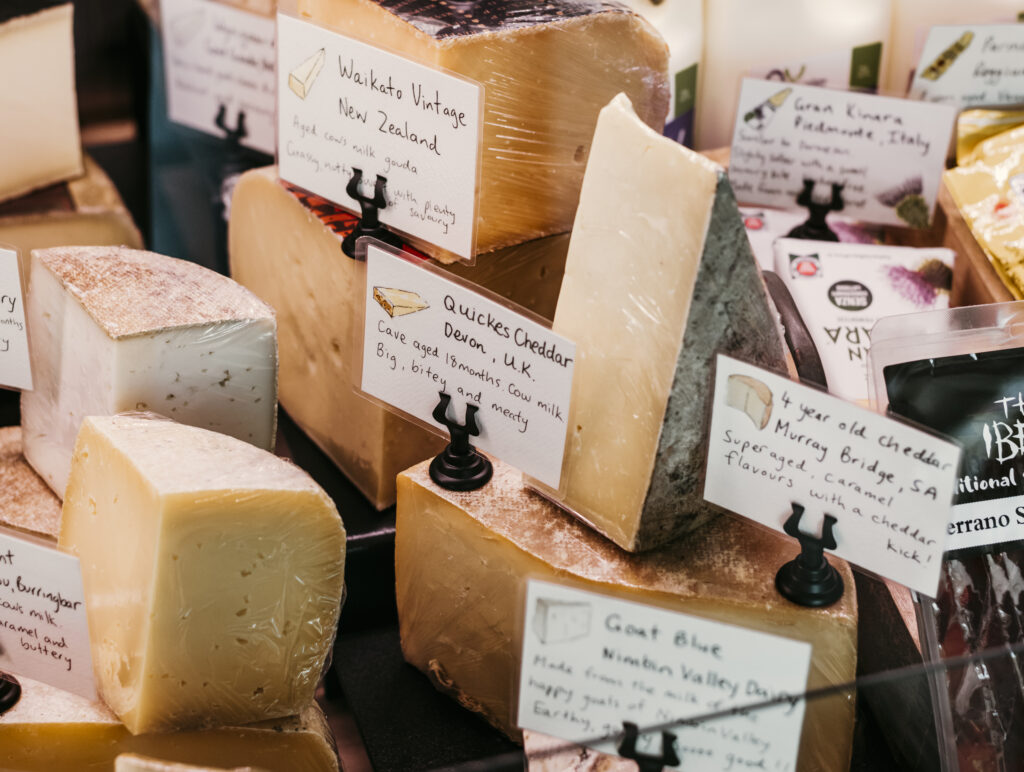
[297,0,669,258]
[21,246,278,497]
[0,4,83,202]
[0,426,61,538]
[0,676,338,772]
[541,94,786,551]
[58,415,346,735]
[228,166,569,509]
[397,458,858,772]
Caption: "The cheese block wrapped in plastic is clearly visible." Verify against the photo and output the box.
[0,676,339,772]
[396,458,858,772]
[0,154,142,264]
[58,414,346,735]
[21,245,278,497]
[533,93,786,552]
[956,108,1024,165]
[0,3,82,202]
[0,426,61,539]
[296,0,669,258]
[229,166,569,509]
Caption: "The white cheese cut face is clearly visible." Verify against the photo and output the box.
[58,414,347,736]
[396,458,858,772]
[228,167,570,509]
[0,676,339,772]
[21,246,278,497]
[0,4,83,202]
[536,93,787,552]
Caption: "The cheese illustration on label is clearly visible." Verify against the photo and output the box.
[536,93,787,552]
[726,374,773,430]
[743,87,792,131]
[920,31,975,81]
[396,457,858,771]
[288,48,325,99]
[228,166,570,509]
[21,245,278,497]
[532,598,591,644]
[373,285,429,317]
[296,0,669,257]
[59,414,346,735]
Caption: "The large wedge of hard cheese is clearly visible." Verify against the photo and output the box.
[0,676,339,772]
[535,93,786,552]
[296,0,669,258]
[0,3,82,202]
[22,246,278,497]
[0,426,61,539]
[59,415,346,735]
[397,458,857,772]
[229,166,569,509]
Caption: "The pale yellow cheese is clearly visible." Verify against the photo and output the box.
[297,0,669,259]
[228,166,569,509]
[396,458,858,772]
[59,415,346,735]
[116,753,268,771]
[0,676,338,771]
[0,4,83,202]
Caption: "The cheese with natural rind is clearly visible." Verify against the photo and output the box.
[0,4,83,202]
[22,245,278,497]
[296,0,669,258]
[116,754,268,772]
[535,93,787,552]
[396,458,858,772]
[0,676,338,772]
[228,166,569,509]
[58,414,346,735]
[0,426,61,539]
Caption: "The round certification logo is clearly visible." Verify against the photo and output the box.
[829,280,872,310]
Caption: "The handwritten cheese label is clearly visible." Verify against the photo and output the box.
[277,13,482,260]
[704,355,960,596]
[360,243,574,488]
[910,25,1024,109]
[517,580,811,771]
[162,0,276,154]
[729,78,956,229]
[0,529,95,700]
[0,247,31,392]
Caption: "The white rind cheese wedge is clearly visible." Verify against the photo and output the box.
[21,246,278,497]
[0,3,83,202]
[297,0,669,259]
[229,166,569,509]
[535,93,787,552]
[58,414,346,735]
[396,458,857,772]
[0,676,339,771]
[288,48,325,99]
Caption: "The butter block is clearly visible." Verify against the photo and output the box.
[58,415,346,735]
[0,426,61,539]
[0,676,338,771]
[538,94,786,552]
[296,0,669,257]
[228,166,569,509]
[0,4,82,202]
[22,245,278,497]
[396,458,858,772]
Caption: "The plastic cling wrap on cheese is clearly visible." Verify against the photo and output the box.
[295,0,670,260]
[21,246,279,498]
[58,413,346,735]
[957,108,1024,165]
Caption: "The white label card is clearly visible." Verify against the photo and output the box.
[704,355,961,597]
[729,78,956,229]
[360,244,574,488]
[909,24,1024,109]
[162,0,276,154]
[0,248,31,391]
[517,580,811,772]
[0,529,95,700]
[277,14,482,260]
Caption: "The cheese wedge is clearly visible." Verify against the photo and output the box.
[0,3,82,202]
[396,458,858,772]
[535,94,786,552]
[726,374,773,430]
[373,286,428,318]
[21,246,278,497]
[0,426,61,539]
[288,48,325,99]
[0,676,339,771]
[296,0,669,257]
[58,415,346,735]
[228,166,569,509]
[116,754,268,772]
